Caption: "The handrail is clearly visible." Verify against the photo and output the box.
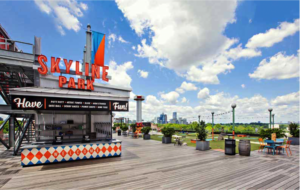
[14,115,33,155]
[0,115,10,131]
[0,116,10,149]
[0,37,34,53]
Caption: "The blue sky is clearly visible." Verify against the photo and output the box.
[0,0,299,123]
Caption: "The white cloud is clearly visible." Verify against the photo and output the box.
[249,51,299,80]
[271,91,299,106]
[146,95,161,106]
[160,91,180,104]
[130,92,136,100]
[115,91,299,124]
[176,81,197,93]
[108,33,130,47]
[34,0,87,35]
[175,88,185,94]
[138,70,149,78]
[225,44,261,59]
[132,46,136,50]
[181,97,187,103]
[197,88,210,99]
[185,55,235,84]
[116,0,238,71]
[241,84,245,88]
[108,60,133,88]
[246,19,299,49]
[80,2,88,11]
[118,36,129,43]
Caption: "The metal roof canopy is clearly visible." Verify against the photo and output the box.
[9,87,130,101]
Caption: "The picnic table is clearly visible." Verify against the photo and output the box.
[264,139,284,155]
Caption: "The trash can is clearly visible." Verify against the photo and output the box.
[225,139,236,155]
[118,130,121,136]
[239,140,251,156]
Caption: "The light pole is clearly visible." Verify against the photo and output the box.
[268,108,273,129]
[212,112,214,141]
[198,115,201,124]
[272,114,275,129]
[231,103,236,139]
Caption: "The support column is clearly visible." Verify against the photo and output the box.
[272,114,275,129]
[9,115,15,148]
[268,108,273,129]
[211,112,214,141]
[231,104,236,139]
[134,96,145,123]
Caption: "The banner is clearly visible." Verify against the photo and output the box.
[91,31,105,67]
[11,95,128,112]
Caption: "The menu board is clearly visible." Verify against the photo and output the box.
[11,95,128,111]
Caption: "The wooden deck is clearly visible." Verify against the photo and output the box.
[0,135,299,189]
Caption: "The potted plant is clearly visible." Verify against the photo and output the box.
[288,123,299,145]
[259,128,286,140]
[120,124,128,136]
[161,127,175,144]
[195,120,209,151]
[141,126,151,140]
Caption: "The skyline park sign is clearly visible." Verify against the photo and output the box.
[37,55,109,91]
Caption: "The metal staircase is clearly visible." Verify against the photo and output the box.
[0,71,34,104]
[14,115,34,155]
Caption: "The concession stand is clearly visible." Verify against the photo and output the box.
[0,24,131,166]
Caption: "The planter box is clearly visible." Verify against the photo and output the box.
[196,141,210,151]
[288,137,299,145]
[162,137,172,144]
[143,134,151,140]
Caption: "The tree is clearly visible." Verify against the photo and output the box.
[195,120,207,141]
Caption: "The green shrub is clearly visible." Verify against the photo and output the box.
[120,124,128,131]
[195,120,207,141]
[130,124,136,132]
[259,128,286,139]
[289,123,299,137]
[112,126,117,131]
[141,127,151,134]
[161,127,175,137]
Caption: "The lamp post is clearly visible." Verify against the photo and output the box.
[268,108,273,129]
[272,114,275,129]
[212,112,214,141]
[198,115,201,125]
[231,103,236,139]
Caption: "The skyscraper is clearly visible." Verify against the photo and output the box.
[173,112,177,120]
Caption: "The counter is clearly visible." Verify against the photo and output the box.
[21,140,122,166]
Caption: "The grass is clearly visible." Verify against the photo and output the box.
[150,133,261,153]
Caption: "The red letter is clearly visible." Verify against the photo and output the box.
[75,61,82,75]
[86,79,94,91]
[68,77,76,89]
[78,78,85,89]
[91,64,100,79]
[51,57,61,73]
[59,76,67,88]
[64,59,73,74]
[102,66,109,82]
[37,55,48,75]
[85,63,89,76]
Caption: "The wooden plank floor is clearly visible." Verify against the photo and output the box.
[0,135,299,189]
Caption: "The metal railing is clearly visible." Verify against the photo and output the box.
[0,116,10,149]
[14,115,34,155]
[0,37,34,54]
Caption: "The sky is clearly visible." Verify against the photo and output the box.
[0,0,299,124]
